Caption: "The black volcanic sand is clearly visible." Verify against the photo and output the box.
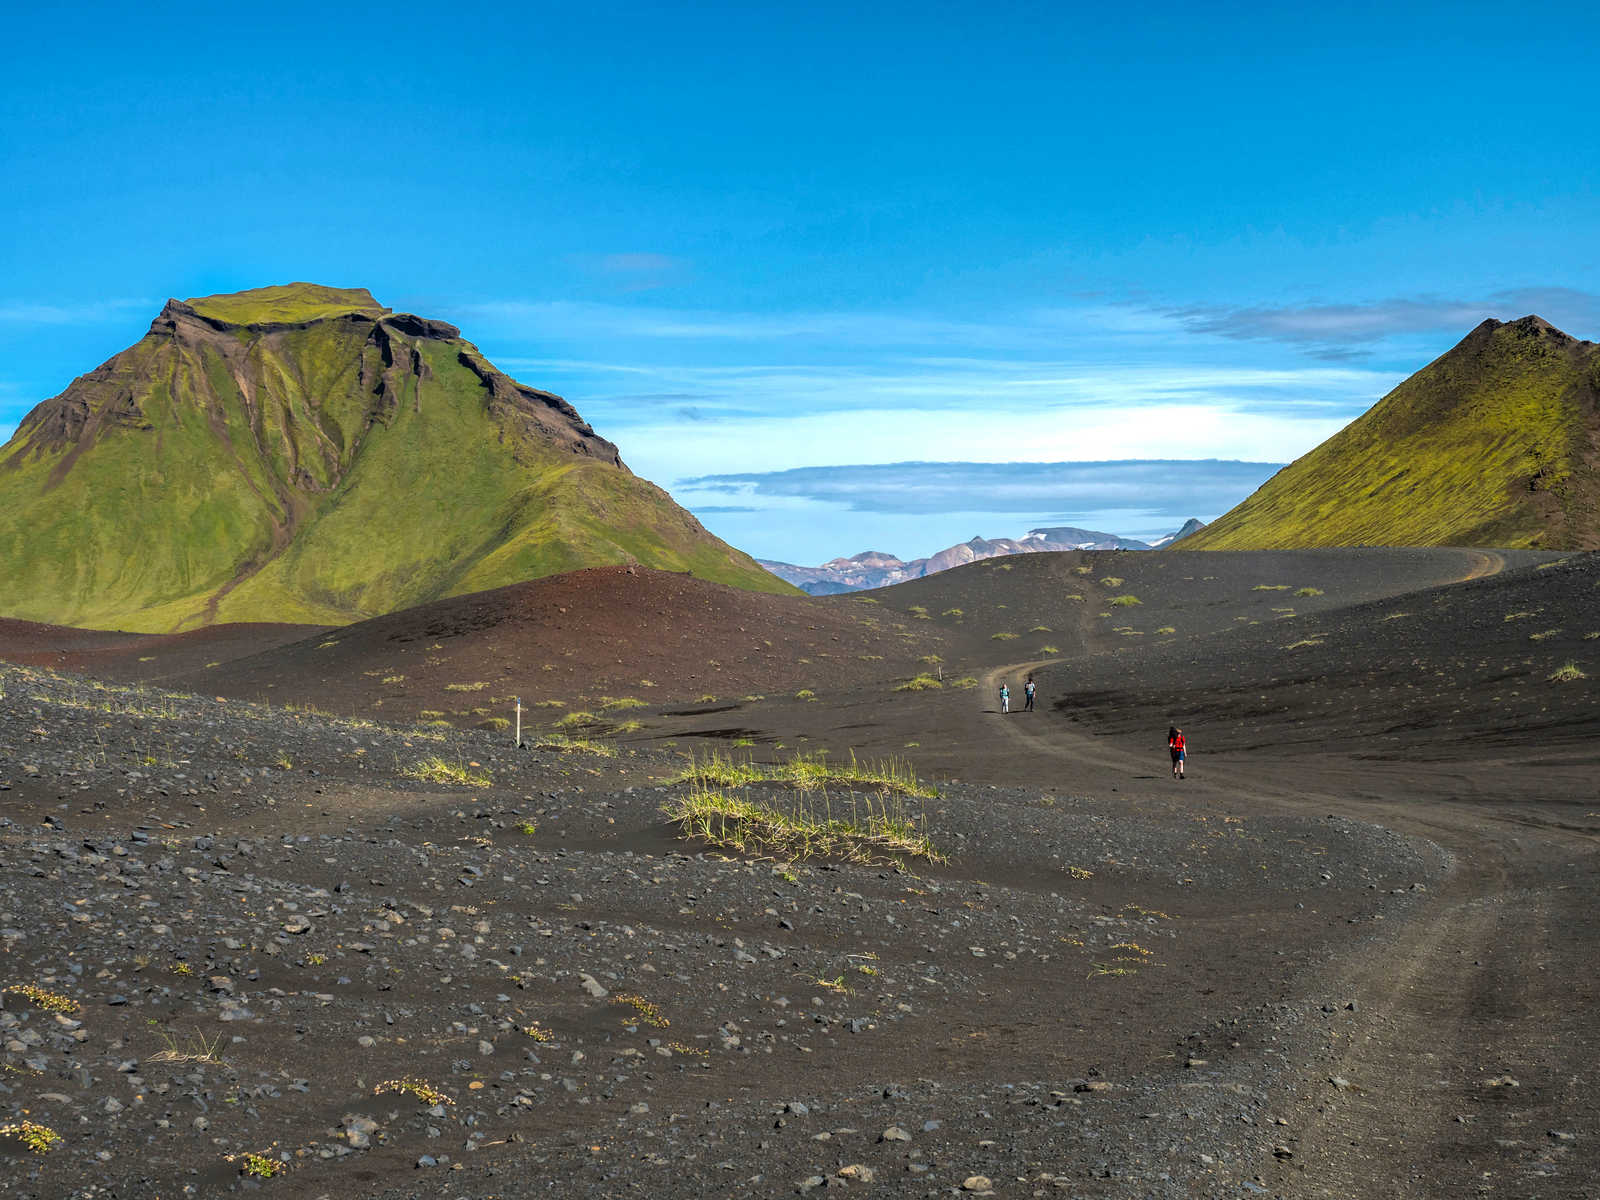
[0,547,1596,1198]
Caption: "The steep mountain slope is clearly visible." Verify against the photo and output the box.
[1182,316,1600,550]
[0,284,790,631]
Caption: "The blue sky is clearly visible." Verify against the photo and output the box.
[3,1,1597,562]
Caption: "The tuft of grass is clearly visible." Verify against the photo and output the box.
[600,696,646,711]
[555,710,598,728]
[794,688,816,701]
[236,1152,283,1178]
[444,681,488,692]
[1252,584,1291,591]
[402,756,493,787]
[1099,576,1124,587]
[150,1027,226,1065]
[533,735,616,757]
[613,992,670,1027]
[0,1121,62,1154]
[941,607,964,618]
[665,784,942,865]
[990,631,1019,640]
[1028,625,1052,633]
[669,747,935,797]
[1039,645,1060,654]
[611,719,643,734]
[1529,629,1562,641]
[1154,626,1176,635]
[894,674,944,692]
[1548,662,1587,682]
[374,1076,454,1105]
[2,984,78,1014]
[1295,587,1324,597]
[477,716,510,731]
[1284,637,1325,650]
[949,675,979,688]
[1108,595,1142,607]
[907,605,931,619]
[382,674,405,684]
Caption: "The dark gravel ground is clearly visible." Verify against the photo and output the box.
[1,546,1595,1198]
[0,660,1441,1199]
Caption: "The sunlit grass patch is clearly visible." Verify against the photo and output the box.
[555,710,598,728]
[669,747,935,797]
[1252,584,1290,591]
[1529,629,1562,641]
[894,674,943,691]
[374,1076,454,1105]
[0,1121,62,1154]
[533,735,616,757]
[1284,638,1325,650]
[1548,662,1588,682]
[665,784,942,865]
[1099,576,1124,587]
[600,696,646,711]
[1109,595,1141,607]
[444,681,488,692]
[990,632,1018,640]
[402,756,492,786]
[1295,586,1324,597]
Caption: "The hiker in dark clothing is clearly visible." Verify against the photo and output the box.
[1024,677,1036,711]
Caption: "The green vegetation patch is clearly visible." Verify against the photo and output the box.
[664,785,942,865]
[402,756,492,787]
[894,674,944,691]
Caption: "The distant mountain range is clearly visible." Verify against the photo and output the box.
[0,283,790,631]
[1182,315,1600,551]
[762,520,1206,593]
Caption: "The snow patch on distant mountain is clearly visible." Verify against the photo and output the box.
[761,520,1205,593]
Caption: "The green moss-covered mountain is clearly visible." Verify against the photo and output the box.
[1180,315,1600,551]
[0,283,793,630]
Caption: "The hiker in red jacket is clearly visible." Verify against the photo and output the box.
[1168,726,1186,779]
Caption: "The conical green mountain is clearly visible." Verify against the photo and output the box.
[1180,315,1600,551]
[0,283,792,631]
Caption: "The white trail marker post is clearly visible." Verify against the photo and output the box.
[514,697,522,749]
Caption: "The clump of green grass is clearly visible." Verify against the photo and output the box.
[949,676,979,688]
[0,1121,62,1154]
[1284,637,1325,650]
[382,674,405,684]
[1109,595,1142,607]
[1548,662,1587,682]
[374,1076,454,1105]
[555,710,597,728]
[1503,611,1537,621]
[895,674,944,691]
[2,984,77,1014]
[795,688,816,701]
[1155,626,1176,635]
[941,608,963,618]
[534,735,616,757]
[477,716,511,731]
[236,1152,283,1178]
[991,632,1019,641]
[1295,587,1324,597]
[600,696,646,711]
[1040,644,1060,654]
[402,756,492,787]
[444,681,488,692]
[670,748,935,797]
[1252,584,1290,591]
[1099,576,1124,587]
[1029,625,1052,633]
[611,719,643,734]
[907,605,931,619]
[1529,629,1562,641]
[664,784,942,865]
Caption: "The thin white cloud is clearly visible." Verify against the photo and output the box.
[0,298,154,325]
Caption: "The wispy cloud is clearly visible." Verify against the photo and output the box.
[1166,287,1600,354]
[680,459,1281,518]
[0,298,154,325]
